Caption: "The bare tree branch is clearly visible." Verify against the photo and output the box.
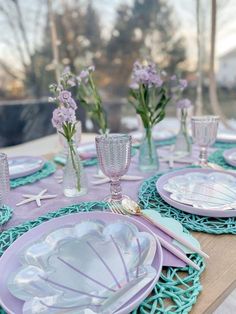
[0,60,21,80]
[10,0,32,58]
[209,0,232,128]
[0,3,28,69]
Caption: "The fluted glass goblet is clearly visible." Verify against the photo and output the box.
[0,153,10,206]
[95,134,132,202]
[191,115,219,166]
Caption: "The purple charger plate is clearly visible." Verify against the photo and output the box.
[9,156,45,179]
[156,168,236,218]
[0,211,163,314]
[223,148,236,167]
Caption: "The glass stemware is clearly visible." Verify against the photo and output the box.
[0,153,10,206]
[191,115,219,166]
[95,134,132,202]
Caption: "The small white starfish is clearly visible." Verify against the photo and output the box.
[16,189,57,207]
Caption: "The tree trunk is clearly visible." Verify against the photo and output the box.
[209,0,231,128]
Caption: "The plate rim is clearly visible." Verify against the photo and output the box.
[156,168,236,217]
[0,211,163,314]
[8,156,45,179]
[223,148,236,167]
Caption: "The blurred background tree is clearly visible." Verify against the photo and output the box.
[0,0,186,99]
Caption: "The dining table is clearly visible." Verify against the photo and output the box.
[1,132,236,314]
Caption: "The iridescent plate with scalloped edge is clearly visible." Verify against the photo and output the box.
[156,168,236,217]
[9,156,45,179]
[5,213,160,314]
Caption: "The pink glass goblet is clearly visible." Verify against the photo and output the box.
[191,115,219,166]
[95,134,132,202]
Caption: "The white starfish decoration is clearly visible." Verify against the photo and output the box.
[16,189,57,207]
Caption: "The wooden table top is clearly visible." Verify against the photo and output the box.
[191,231,236,313]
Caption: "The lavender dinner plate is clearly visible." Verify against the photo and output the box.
[223,148,236,167]
[8,156,45,179]
[0,211,163,314]
[156,168,236,217]
[217,132,236,143]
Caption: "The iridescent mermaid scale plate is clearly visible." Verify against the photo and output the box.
[156,168,236,217]
[7,218,158,314]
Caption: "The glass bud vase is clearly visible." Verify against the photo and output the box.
[63,141,87,197]
[139,127,159,171]
[174,107,192,155]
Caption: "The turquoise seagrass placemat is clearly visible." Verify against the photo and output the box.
[208,149,236,170]
[0,206,12,227]
[10,161,56,189]
[0,201,205,314]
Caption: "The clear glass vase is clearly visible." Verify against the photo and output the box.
[139,127,159,171]
[63,141,87,197]
[174,108,192,155]
[96,128,110,175]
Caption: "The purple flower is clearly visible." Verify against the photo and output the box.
[176,98,192,109]
[67,97,77,110]
[130,61,163,89]
[62,66,71,75]
[57,90,77,109]
[79,69,90,84]
[171,75,177,80]
[67,79,76,87]
[179,79,188,90]
[52,107,76,130]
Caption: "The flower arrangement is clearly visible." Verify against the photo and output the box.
[129,61,170,132]
[49,71,83,194]
[51,66,108,135]
[76,66,108,134]
[128,61,171,170]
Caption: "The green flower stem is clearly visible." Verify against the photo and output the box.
[146,127,153,162]
[181,109,191,152]
[88,75,107,133]
[68,141,81,191]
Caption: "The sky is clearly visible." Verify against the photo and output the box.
[1,0,236,74]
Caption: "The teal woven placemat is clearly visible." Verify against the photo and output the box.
[10,161,56,189]
[208,149,236,170]
[139,169,236,234]
[0,206,12,227]
[0,202,205,314]
[214,141,236,150]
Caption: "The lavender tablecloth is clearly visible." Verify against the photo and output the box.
[5,145,215,229]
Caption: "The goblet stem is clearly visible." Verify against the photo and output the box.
[199,146,208,166]
[110,179,122,202]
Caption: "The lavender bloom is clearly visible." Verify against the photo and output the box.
[67,79,76,87]
[176,98,192,109]
[79,69,90,84]
[67,97,77,110]
[58,90,77,109]
[62,66,71,75]
[58,90,72,103]
[52,107,76,130]
[130,61,163,89]
[179,79,188,90]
